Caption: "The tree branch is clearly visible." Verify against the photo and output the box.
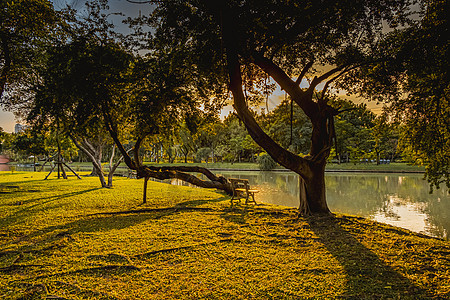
[69,134,103,173]
[308,65,345,93]
[221,19,312,178]
[295,61,314,85]
[252,52,318,119]
[138,165,232,194]
[103,110,136,169]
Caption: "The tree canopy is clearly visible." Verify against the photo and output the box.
[0,0,57,105]
[352,0,449,189]
[143,0,420,213]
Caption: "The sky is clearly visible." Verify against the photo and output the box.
[0,0,384,132]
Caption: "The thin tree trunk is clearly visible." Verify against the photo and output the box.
[70,136,108,188]
[143,177,149,203]
[106,147,124,188]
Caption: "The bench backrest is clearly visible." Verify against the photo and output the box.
[229,178,250,191]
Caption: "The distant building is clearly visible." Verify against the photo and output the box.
[14,124,27,133]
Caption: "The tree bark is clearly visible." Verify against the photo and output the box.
[301,162,330,214]
[219,4,334,214]
[143,177,149,203]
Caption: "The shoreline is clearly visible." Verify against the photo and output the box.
[207,168,426,174]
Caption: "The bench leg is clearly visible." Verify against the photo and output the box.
[251,193,256,204]
[245,192,256,205]
[231,192,241,204]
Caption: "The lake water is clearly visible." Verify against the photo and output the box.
[5,165,449,239]
[213,171,449,240]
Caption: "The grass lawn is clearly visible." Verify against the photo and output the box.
[0,171,448,299]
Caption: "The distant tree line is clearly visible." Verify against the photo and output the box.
[0,96,403,168]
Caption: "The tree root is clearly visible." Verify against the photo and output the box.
[134,238,233,258]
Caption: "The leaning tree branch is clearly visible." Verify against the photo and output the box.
[137,165,233,194]
[103,109,136,169]
[69,134,104,173]
[101,106,233,194]
[295,61,314,86]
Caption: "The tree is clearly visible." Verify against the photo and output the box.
[352,0,449,190]
[28,34,131,187]
[0,0,56,104]
[263,98,312,155]
[222,115,247,163]
[371,114,397,165]
[106,50,233,195]
[331,99,375,163]
[176,123,196,163]
[147,0,418,214]
[10,130,46,168]
[22,0,234,195]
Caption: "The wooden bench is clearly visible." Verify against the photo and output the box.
[229,178,259,205]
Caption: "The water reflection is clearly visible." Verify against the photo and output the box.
[217,171,449,239]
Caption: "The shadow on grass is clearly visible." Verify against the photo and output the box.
[174,195,229,208]
[307,215,429,299]
[2,194,229,251]
[0,188,102,228]
[60,210,172,233]
[220,204,293,225]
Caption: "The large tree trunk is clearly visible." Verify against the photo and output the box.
[224,56,332,213]
[300,162,329,214]
[219,4,337,214]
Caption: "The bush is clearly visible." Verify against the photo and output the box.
[257,153,277,170]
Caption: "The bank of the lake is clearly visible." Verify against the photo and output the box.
[1,172,448,299]
[7,161,426,173]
